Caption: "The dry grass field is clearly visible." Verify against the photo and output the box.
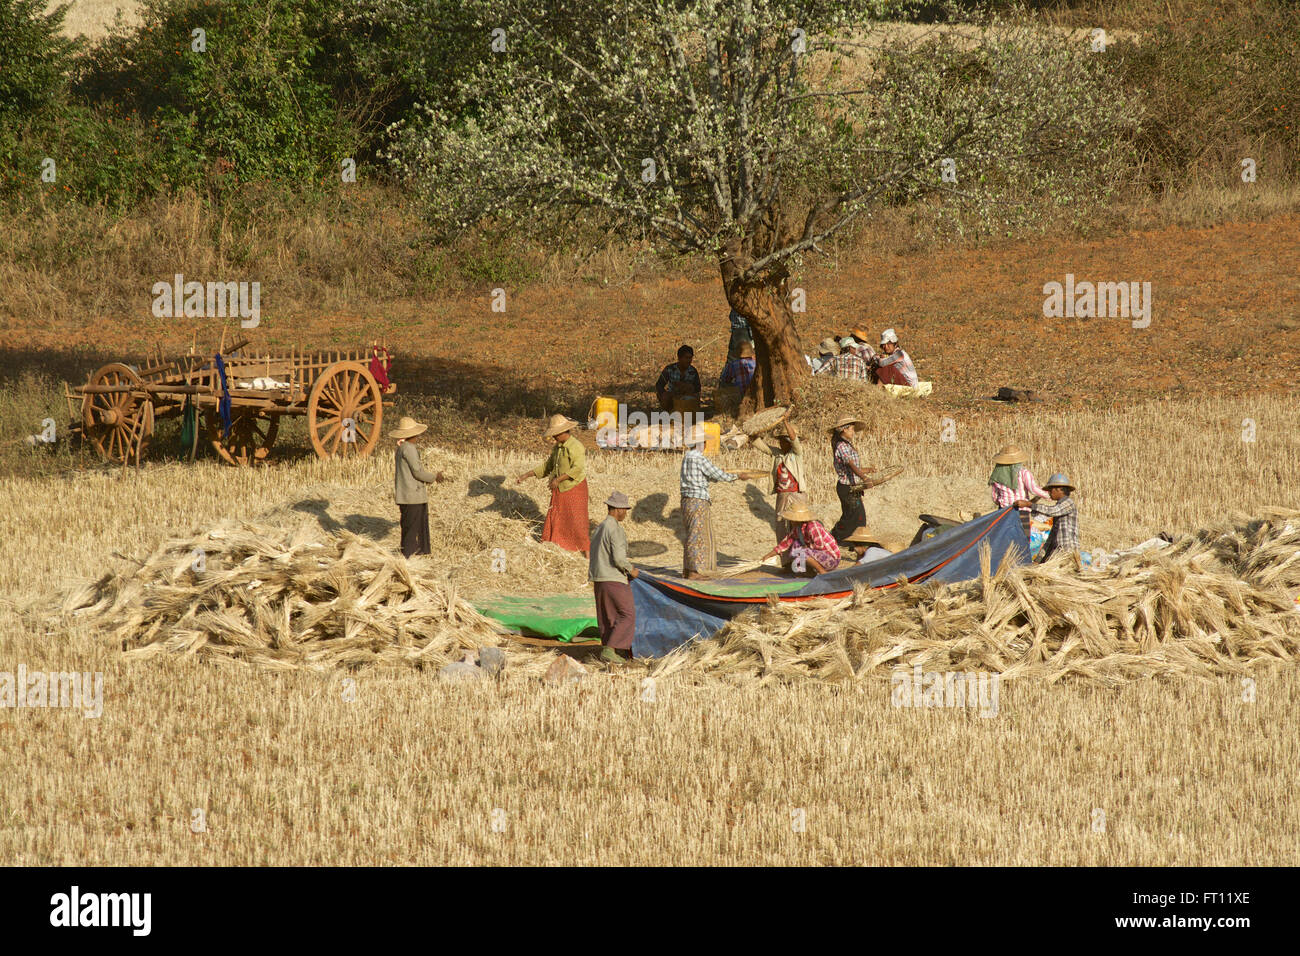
[10,0,1299,867]
[4,382,1299,865]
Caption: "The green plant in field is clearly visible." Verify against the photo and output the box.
[75,0,363,195]
[0,0,75,122]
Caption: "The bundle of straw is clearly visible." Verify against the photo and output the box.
[650,511,1300,686]
[57,519,551,674]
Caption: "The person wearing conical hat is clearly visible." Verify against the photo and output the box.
[844,526,905,565]
[828,415,875,542]
[811,337,839,375]
[516,414,590,556]
[757,417,807,541]
[760,501,840,575]
[727,308,754,358]
[392,416,445,558]
[1016,473,1079,562]
[718,340,757,392]
[848,326,877,363]
[989,444,1049,538]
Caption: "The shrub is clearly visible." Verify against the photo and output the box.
[0,0,76,122]
[1111,3,1300,190]
[75,0,363,193]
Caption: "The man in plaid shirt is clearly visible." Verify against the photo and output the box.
[656,345,702,411]
[680,439,749,578]
[1016,473,1079,560]
[680,445,737,500]
[831,339,870,381]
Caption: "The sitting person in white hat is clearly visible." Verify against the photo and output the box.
[517,414,590,557]
[831,337,870,381]
[391,416,445,558]
[760,502,841,575]
[871,328,919,387]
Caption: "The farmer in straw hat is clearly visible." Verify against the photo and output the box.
[989,444,1050,538]
[871,328,919,387]
[828,415,875,542]
[844,526,905,565]
[517,414,590,557]
[848,326,877,363]
[760,501,840,575]
[1017,473,1080,562]
[756,417,807,541]
[391,416,446,558]
[589,490,640,664]
[810,337,839,375]
[679,425,763,579]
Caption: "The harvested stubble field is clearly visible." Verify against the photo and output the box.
[3,383,1300,864]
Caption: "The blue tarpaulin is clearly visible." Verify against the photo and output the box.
[630,507,1030,658]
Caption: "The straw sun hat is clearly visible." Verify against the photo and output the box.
[544,414,581,438]
[778,502,816,523]
[389,416,427,440]
[827,415,867,435]
[818,337,839,355]
[993,444,1027,465]
[844,526,905,552]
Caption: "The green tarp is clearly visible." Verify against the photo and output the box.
[473,593,598,641]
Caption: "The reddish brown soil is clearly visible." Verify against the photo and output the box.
[6,214,1298,446]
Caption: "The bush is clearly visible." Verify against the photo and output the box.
[75,0,363,193]
[0,0,76,122]
[1111,3,1300,190]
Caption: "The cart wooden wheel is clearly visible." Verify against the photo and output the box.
[307,361,383,459]
[206,408,280,466]
[82,363,149,464]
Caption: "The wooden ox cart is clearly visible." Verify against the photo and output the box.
[64,340,395,466]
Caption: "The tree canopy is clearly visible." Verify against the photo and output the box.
[389,0,1140,404]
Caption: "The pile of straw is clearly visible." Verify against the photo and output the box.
[650,511,1300,686]
[791,374,940,438]
[57,519,546,674]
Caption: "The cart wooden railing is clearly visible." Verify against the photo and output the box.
[65,341,396,467]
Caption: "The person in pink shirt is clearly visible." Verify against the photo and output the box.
[761,502,841,575]
[988,444,1049,537]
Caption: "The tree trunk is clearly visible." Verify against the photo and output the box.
[719,238,807,414]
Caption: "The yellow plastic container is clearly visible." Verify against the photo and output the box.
[702,420,721,455]
[590,396,618,429]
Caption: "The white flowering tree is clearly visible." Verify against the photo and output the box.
[389,0,1138,409]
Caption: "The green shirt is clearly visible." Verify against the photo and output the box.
[533,435,586,492]
[589,515,634,583]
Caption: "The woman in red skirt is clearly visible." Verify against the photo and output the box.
[516,414,590,556]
